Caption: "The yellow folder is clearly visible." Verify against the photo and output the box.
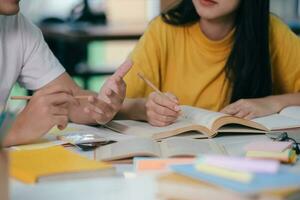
[10,146,114,184]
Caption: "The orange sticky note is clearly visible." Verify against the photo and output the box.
[135,158,195,172]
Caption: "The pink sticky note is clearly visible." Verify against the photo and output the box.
[197,155,280,174]
[244,141,293,152]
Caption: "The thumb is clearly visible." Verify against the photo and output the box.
[55,116,68,130]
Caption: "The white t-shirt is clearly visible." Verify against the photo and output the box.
[0,13,65,105]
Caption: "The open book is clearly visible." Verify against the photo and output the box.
[106,106,300,140]
[95,137,227,161]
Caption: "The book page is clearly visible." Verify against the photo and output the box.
[170,131,208,139]
[107,120,196,138]
[95,138,161,161]
[279,106,300,120]
[159,138,227,158]
[180,106,227,129]
[252,114,300,130]
[218,125,267,134]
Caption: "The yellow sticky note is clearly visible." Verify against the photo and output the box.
[196,163,253,183]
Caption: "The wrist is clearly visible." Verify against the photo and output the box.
[133,98,147,121]
[3,127,18,147]
[265,95,287,113]
[118,98,147,121]
[3,114,32,147]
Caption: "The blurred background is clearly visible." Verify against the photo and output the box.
[8,0,300,109]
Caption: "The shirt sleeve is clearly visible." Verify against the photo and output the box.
[125,17,165,98]
[17,13,65,90]
[270,16,300,94]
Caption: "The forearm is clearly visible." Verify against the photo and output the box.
[3,127,19,147]
[267,93,300,112]
[116,98,147,121]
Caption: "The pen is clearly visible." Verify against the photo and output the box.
[10,96,90,100]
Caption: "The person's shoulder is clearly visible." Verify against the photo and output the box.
[269,14,299,48]
[146,16,187,40]
[269,14,291,35]
[148,16,186,32]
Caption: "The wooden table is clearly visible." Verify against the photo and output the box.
[10,130,300,200]
[0,151,9,200]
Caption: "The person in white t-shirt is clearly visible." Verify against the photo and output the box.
[0,0,132,146]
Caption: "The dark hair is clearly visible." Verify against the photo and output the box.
[162,0,272,103]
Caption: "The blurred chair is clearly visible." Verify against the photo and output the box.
[39,0,144,89]
[39,0,107,89]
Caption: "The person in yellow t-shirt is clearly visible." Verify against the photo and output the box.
[119,0,300,127]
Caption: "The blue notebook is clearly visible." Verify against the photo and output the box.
[172,164,300,194]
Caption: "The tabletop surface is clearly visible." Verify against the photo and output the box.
[10,130,300,200]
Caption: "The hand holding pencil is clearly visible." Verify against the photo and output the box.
[4,84,78,147]
[137,73,181,127]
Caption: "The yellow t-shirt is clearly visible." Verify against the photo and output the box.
[125,15,300,111]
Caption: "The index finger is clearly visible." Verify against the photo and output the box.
[220,103,239,115]
[112,59,133,78]
[152,93,180,112]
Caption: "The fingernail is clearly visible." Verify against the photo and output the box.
[58,125,63,130]
[88,96,94,102]
[174,106,181,111]
[106,99,112,104]
[95,107,104,114]
[106,89,112,96]
[84,107,90,113]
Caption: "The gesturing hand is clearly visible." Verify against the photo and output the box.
[145,91,181,127]
[84,60,132,124]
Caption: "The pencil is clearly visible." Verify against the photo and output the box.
[137,73,164,95]
[137,72,179,105]
[10,95,90,100]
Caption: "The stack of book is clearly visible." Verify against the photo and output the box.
[157,155,300,200]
